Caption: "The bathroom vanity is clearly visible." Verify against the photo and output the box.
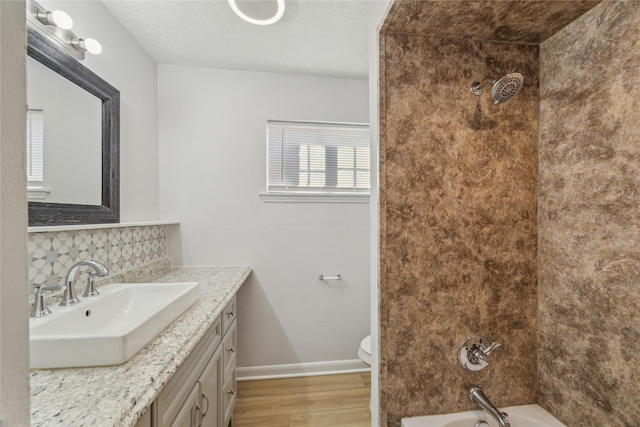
[149,297,237,427]
[30,265,250,427]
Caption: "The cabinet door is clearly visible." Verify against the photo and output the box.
[170,382,199,427]
[133,408,151,427]
[199,345,222,427]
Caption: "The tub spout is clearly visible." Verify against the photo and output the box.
[469,387,510,427]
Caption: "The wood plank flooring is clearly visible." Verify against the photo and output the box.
[233,372,371,427]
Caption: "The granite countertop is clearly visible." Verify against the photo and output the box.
[30,265,251,427]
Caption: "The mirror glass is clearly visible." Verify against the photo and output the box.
[27,56,102,205]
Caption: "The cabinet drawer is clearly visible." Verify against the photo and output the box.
[221,297,236,335]
[222,319,237,375]
[221,368,237,427]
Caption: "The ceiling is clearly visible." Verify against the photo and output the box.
[102,0,370,79]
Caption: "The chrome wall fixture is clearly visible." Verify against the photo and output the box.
[458,335,502,371]
[27,0,102,60]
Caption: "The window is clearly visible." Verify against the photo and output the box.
[266,121,370,199]
[26,109,44,183]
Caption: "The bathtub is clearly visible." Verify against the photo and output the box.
[401,404,566,427]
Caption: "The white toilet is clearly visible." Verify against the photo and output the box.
[358,335,371,366]
[358,335,373,411]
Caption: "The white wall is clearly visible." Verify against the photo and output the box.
[159,65,370,367]
[0,1,30,424]
[38,0,159,222]
[27,56,102,205]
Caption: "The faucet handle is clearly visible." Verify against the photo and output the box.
[82,272,101,297]
[31,282,62,294]
[30,282,62,318]
[474,341,501,365]
[458,336,502,371]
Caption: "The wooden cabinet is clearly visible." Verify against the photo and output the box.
[220,320,237,427]
[134,408,152,427]
[171,381,201,427]
[199,343,221,427]
[148,296,237,427]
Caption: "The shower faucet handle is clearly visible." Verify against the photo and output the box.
[458,336,502,371]
[472,341,501,365]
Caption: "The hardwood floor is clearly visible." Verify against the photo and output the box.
[233,372,371,427]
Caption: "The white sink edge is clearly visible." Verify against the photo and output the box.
[30,281,201,369]
[30,282,200,338]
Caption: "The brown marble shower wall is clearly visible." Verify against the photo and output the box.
[377,1,613,426]
[379,33,539,425]
[538,2,640,426]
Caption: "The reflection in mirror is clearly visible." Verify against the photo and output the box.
[27,27,120,226]
[27,56,102,205]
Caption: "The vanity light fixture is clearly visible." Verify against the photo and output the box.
[72,38,103,55]
[27,0,102,61]
[228,0,285,25]
[36,9,73,30]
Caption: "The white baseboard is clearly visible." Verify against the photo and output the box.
[237,359,370,381]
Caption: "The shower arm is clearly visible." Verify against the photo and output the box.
[470,78,497,95]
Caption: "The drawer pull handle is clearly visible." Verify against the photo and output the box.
[195,403,203,427]
[201,392,210,417]
[227,346,235,353]
[227,310,235,317]
[228,388,236,395]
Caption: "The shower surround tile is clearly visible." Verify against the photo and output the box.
[380,1,640,426]
[539,2,640,426]
[28,225,168,293]
[379,32,539,426]
[382,0,600,44]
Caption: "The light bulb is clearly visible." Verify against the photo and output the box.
[37,10,73,30]
[83,38,102,55]
[50,10,73,30]
[72,38,102,55]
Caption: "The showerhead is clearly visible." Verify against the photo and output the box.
[471,73,524,104]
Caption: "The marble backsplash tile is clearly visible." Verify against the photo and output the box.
[538,2,640,426]
[28,225,168,291]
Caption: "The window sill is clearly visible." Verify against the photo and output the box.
[260,192,370,204]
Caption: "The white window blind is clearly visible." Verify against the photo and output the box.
[26,109,44,183]
[267,121,370,195]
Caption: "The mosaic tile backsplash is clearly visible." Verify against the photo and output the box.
[28,225,168,289]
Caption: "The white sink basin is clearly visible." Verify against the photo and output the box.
[30,282,200,369]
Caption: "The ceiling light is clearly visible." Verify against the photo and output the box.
[36,9,73,30]
[228,0,285,26]
[72,38,102,55]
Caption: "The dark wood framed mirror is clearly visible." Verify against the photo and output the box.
[27,27,120,226]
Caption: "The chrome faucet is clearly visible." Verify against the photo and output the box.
[60,260,109,306]
[30,282,62,317]
[458,336,502,371]
[469,387,510,427]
